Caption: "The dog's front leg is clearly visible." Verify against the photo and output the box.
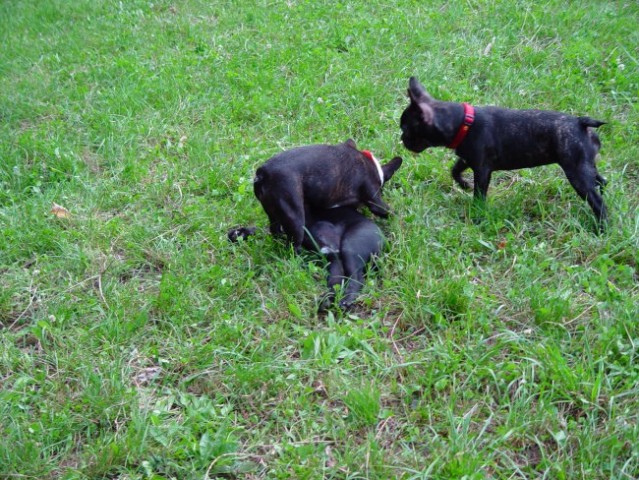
[472,167,492,200]
[452,158,472,190]
[561,163,608,226]
[366,196,391,218]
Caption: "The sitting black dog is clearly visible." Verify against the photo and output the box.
[228,205,385,311]
[400,77,607,225]
[254,139,402,251]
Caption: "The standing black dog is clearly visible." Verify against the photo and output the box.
[400,77,607,225]
[254,139,402,251]
[228,205,385,311]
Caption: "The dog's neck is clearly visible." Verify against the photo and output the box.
[447,103,475,149]
[361,150,384,184]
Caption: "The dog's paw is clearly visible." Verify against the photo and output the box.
[317,292,336,313]
[454,178,472,191]
[596,174,607,193]
[338,299,355,311]
[227,226,257,243]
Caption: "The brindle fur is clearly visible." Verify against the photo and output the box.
[400,77,607,226]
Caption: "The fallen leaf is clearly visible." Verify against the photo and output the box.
[312,379,328,397]
[325,445,336,468]
[133,366,162,386]
[483,36,496,56]
[50,203,71,218]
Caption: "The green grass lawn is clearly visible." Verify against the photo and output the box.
[1,0,638,478]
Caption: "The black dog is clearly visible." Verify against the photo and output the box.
[400,77,607,225]
[228,206,385,311]
[254,139,402,251]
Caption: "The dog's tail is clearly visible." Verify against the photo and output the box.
[578,117,606,129]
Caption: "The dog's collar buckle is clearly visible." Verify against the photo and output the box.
[447,103,475,149]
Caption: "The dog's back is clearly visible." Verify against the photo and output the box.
[461,107,605,170]
[254,142,378,209]
[253,140,397,250]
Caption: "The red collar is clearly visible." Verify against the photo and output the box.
[447,103,475,149]
[361,149,384,183]
[361,150,374,161]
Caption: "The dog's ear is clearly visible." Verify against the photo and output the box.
[418,102,435,125]
[344,138,357,149]
[382,156,403,184]
[407,77,435,124]
[408,77,433,102]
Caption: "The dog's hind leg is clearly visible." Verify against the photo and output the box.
[259,202,284,236]
[318,254,345,312]
[274,197,306,252]
[338,223,383,310]
[339,254,367,310]
[452,158,472,190]
[595,172,607,193]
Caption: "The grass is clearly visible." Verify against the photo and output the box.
[1,0,638,478]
